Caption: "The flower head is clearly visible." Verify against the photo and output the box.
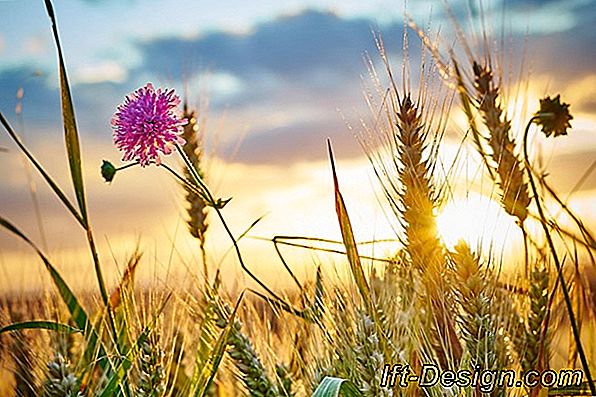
[533,95,573,138]
[112,83,187,166]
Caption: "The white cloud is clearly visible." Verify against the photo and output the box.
[24,34,47,56]
[73,61,128,84]
[189,71,245,101]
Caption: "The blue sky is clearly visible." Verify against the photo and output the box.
[2,0,594,132]
[1,0,595,291]
[1,0,595,159]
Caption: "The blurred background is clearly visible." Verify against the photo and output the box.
[0,0,595,294]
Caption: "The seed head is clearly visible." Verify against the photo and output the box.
[534,94,572,137]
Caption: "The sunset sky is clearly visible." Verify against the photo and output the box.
[1,0,595,294]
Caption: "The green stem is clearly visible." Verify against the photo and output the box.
[1,111,124,376]
[523,118,595,394]
[114,163,138,172]
[116,161,211,203]
[114,157,310,319]
[173,144,303,317]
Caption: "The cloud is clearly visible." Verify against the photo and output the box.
[230,119,361,165]
[24,34,49,56]
[1,5,595,168]
[507,1,596,81]
[134,10,410,163]
[136,10,404,84]
[72,61,128,84]
[0,66,62,126]
[0,65,143,134]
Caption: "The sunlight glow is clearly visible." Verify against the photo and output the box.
[436,193,520,253]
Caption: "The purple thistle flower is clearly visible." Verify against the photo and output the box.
[112,83,187,166]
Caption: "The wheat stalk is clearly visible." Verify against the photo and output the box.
[394,96,444,275]
[214,301,281,397]
[9,308,38,397]
[181,102,209,280]
[393,94,463,369]
[136,330,166,397]
[12,331,37,397]
[452,242,503,373]
[472,62,530,225]
[42,353,83,397]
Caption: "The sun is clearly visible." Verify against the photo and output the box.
[436,193,520,252]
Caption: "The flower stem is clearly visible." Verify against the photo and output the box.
[114,163,138,172]
[173,144,304,317]
[523,118,595,394]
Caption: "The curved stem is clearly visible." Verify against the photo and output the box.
[115,161,210,202]
[520,223,529,278]
[523,118,595,393]
[114,162,138,172]
[173,144,305,318]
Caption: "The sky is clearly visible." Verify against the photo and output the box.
[0,0,595,294]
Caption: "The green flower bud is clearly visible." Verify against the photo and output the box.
[101,160,117,183]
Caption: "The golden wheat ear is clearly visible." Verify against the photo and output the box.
[212,298,284,396]
[180,102,209,280]
[471,61,530,225]
[452,241,504,373]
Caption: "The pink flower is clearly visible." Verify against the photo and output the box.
[111,83,187,166]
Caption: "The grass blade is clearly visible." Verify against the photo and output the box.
[0,321,81,334]
[193,291,246,397]
[44,0,88,225]
[43,3,117,355]
[98,293,172,397]
[327,140,391,359]
[0,216,109,369]
[0,112,84,227]
[312,377,362,397]
[327,140,373,314]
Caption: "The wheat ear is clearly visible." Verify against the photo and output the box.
[136,330,166,397]
[394,95,462,368]
[452,241,502,373]
[181,102,209,280]
[472,62,530,224]
[42,353,83,397]
[214,301,281,397]
[523,265,550,372]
